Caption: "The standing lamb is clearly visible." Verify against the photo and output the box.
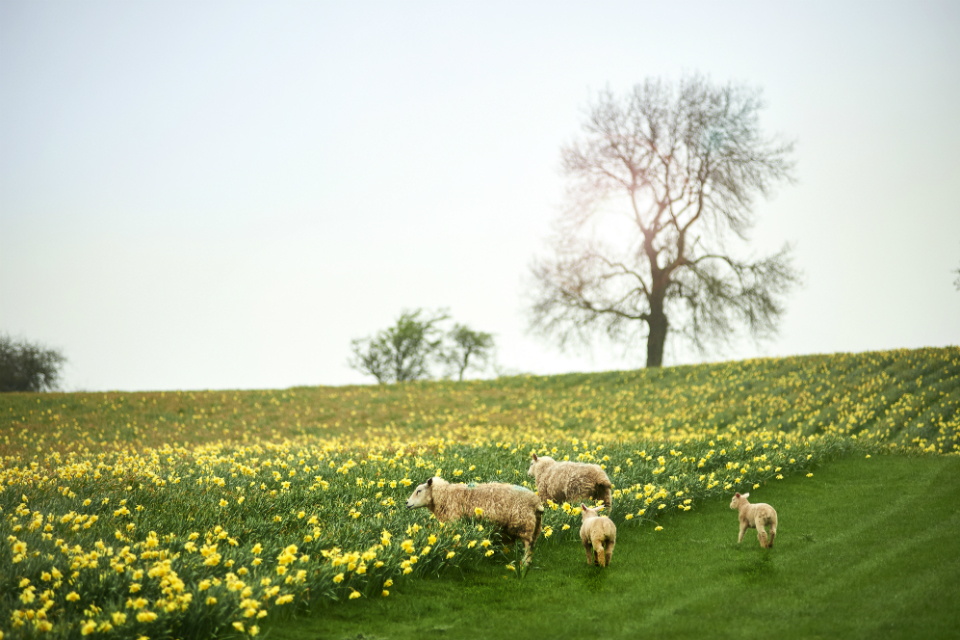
[527,454,613,512]
[406,477,544,565]
[579,503,617,567]
[729,492,778,548]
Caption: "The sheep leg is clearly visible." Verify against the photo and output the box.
[583,541,594,565]
[768,527,776,548]
[593,541,607,567]
[738,521,747,544]
[521,540,533,566]
[757,527,769,548]
[604,539,615,567]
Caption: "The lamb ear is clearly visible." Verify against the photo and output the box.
[426,478,433,487]
[734,492,740,497]
[742,492,749,498]
[532,453,538,461]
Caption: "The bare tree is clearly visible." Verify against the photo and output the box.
[528,75,800,367]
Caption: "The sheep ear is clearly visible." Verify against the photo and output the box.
[426,478,433,487]
[532,453,538,461]
[742,492,749,498]
[581,503,587,509]
[734,492,740,497]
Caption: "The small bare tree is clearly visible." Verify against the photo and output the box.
[528,74,800,367]
[349,311,496,384]
[442,324,494,381]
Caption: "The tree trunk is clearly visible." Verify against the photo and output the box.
[646,299,668,368]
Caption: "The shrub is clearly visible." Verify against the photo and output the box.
[0,333,66,392]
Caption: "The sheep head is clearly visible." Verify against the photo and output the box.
[406,477,443,510]
[729,492,750,509]
[580,503,601,521]
[527,454,555,478]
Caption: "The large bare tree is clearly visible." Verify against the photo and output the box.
[529,75,800,367]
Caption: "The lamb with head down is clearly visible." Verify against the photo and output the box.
[527,454,613,512]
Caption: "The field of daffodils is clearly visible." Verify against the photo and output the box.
[2,347,957,639]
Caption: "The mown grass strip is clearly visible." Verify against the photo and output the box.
[268,454,960,640]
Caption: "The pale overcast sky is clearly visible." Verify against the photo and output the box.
[2,1,958,392]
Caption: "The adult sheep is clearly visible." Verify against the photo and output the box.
[406,477,544,565]
[527,454,613,512]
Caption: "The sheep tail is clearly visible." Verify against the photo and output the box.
[533,503,544,545]
[520,503,545,568]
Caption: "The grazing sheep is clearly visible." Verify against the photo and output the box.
[729,492,778,548]
[527,454,613,511]
[406,477,544,564]
[579,503,617,567]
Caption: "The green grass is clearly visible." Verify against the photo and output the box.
[268,454,960,640]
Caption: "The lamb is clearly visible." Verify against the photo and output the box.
[406,477,544,565]
[527,454,613,512]
[579,503,617,567]
[729,492,778,548]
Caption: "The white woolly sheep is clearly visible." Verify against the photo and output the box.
[406,477,544,564]
[579,503,617,567]
[527,454,613,511]
[729,492,778,548]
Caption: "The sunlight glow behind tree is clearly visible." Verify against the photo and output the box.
[528,74,801,367]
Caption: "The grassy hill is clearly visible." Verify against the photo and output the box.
[0,346,958,639]
[3,346,959,458]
